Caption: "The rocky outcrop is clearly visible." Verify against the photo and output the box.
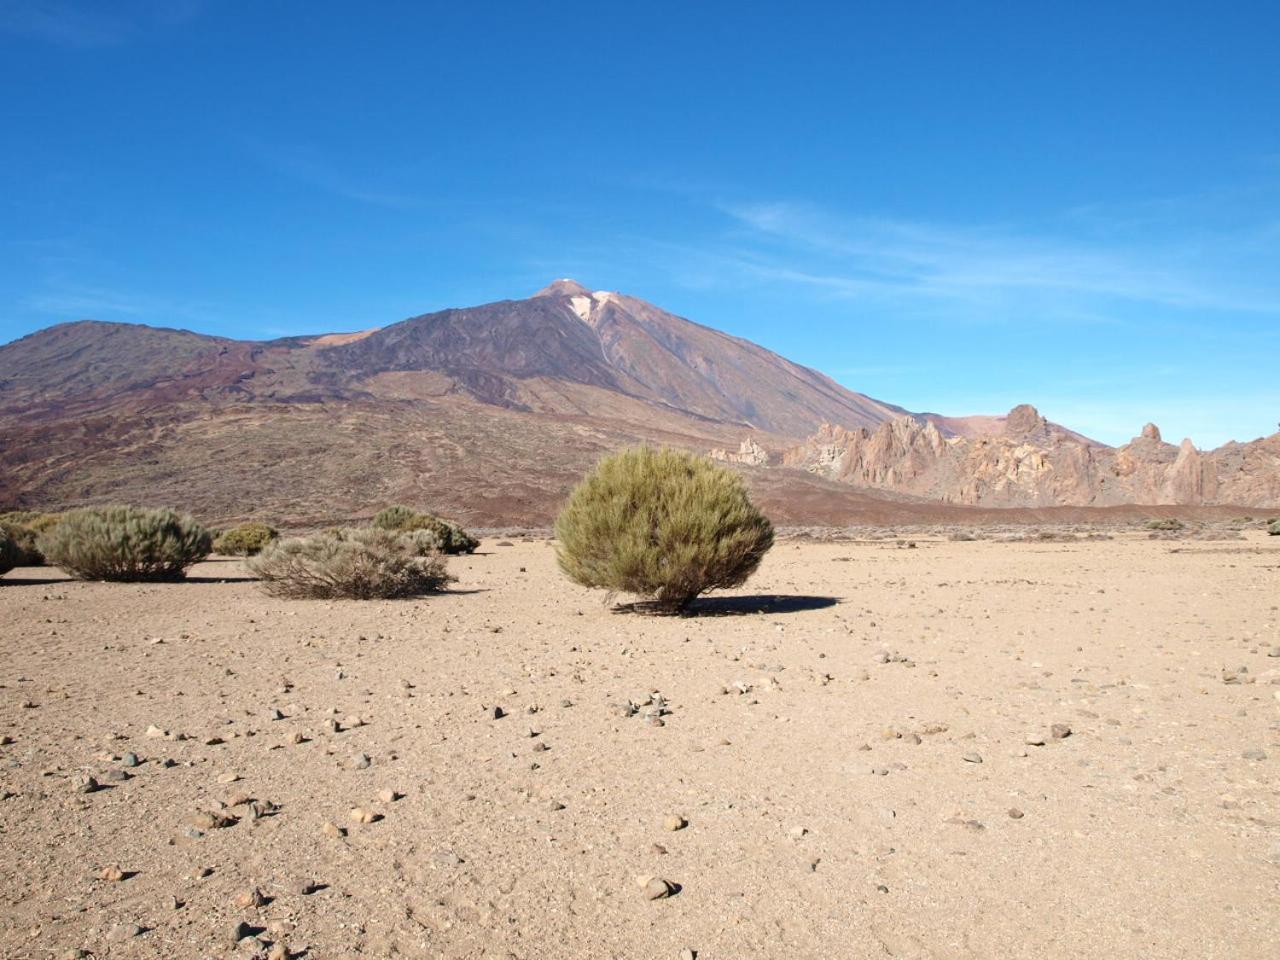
[780,406,1280,507]
[710,437,771,466]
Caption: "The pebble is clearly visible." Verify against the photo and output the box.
[490,706,505,720]
[267,943,289,960]
[788,826,808,839]
[121,752,140,767]
[217,772,240,784]
[377,788,398,803]
[1050,723,1072,740]
[637,875,676,900]
[961,752,983,764]
[109,923,144,941]
[349,806,377,824]
[233,886,265,908]
[1008,808,1025,819]
[189,810,235,830]
[680,950,696,960]
[351,753,371,770]
[321,821,346,838]
[663,815,687,832]
[289,732,306,745]
[99,864,126,882]
[73,774,99,794]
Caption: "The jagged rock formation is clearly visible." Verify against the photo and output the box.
[781,406,1280,507]
[710,437,770,466]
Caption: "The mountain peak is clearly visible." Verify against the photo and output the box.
[534,278,591,298]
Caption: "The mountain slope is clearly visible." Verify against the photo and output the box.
[0,281,913,523]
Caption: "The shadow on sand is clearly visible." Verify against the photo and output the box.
[612,594,840,617]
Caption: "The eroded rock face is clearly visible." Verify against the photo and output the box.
[710,437,770,466]
[780,407,1280,507]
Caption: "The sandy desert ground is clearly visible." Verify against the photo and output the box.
[1,532,1278,959]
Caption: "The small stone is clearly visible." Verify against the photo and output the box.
[351,753,371,770]
[121,752,140,767]
[642,876,676,900]
[961,752,983,764]
[189,810,235,830]
[109,923,144,941]
[533,741,550,752]
[145,725,167,739]
[230,921,253,943]
[788,826,807,839]
[233,886,265,909]
[1242,748,1267,761]
[349,806,377,824]
[1008,807,1025,819]
[267,943,289,960]
[99,864,126,882]
[432,848,463,866]
[549,800,566,811]
[490,706,505,720]
[73,774,99,794]
[663,815,687,832]
[325,719,340,733]
[680,950,696,960]
[1050,723,1072,740]
[289,732,305,745]
[321,821,346,838]
[1025,734,1047,747]
[217,772,240,784]
[268,708,284,721]
[377,788,398,803]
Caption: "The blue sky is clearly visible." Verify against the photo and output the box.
[2,1,1277,447]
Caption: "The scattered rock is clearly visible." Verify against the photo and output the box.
[121,752,140,767]
[961,752,983,764]
[1008,807,1025,819]
[321,821,346,838]
[351,753,371,770]
[349,806,378,824]
[377,788,398,803]
[637,875,677,900]
[233,886,266,909]
[109,922,144,941]
[73,773,99,794]
[1050,723,1072,740]
[663,815,687,832]
[99,864,126,882]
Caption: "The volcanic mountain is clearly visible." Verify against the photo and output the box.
[4,280,1276,524]
[0,280,915,525]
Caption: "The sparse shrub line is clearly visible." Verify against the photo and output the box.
[249,527,453,599]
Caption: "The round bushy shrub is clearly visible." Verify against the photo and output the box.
[372,505,478,554]
[0,530,21,576]
[1146,517,1184,532]
[213,522,279,556]
[0,520,44,565]
[555,447,774,611]
[248,527,454,599]
[38,506,212,581]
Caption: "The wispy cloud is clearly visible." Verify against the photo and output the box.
[715,199,1280,318]
[20,283,205,323]
[0,0,203,47]
[248,141,422,209]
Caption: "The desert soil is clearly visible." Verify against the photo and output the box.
[1,534,1277,959]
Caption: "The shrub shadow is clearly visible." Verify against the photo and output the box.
[613,594,840,617]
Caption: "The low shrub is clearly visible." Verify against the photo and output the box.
[555,446,774,612]
[0,520,44,565]
[38,506,212,581]
[0,530,21,577]
[1145,518,1184,532]
[371,505,478,554]
[1268,518,1280,536]
[248,527,454,599]
[213,522,279,556]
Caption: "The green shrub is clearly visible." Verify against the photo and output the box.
[0,530,21,577]
[213,521,279,556]
[38,506,212,582]
[0,521,44,565]
[371,505,478,554]
[1268,519,1280,536]
[1145,518,1184,532]
[555,446,774,612]
[248,527,454,599]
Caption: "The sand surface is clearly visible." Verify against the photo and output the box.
[1,535,1277,959]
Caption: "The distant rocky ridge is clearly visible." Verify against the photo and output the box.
[774,405,1280,507]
